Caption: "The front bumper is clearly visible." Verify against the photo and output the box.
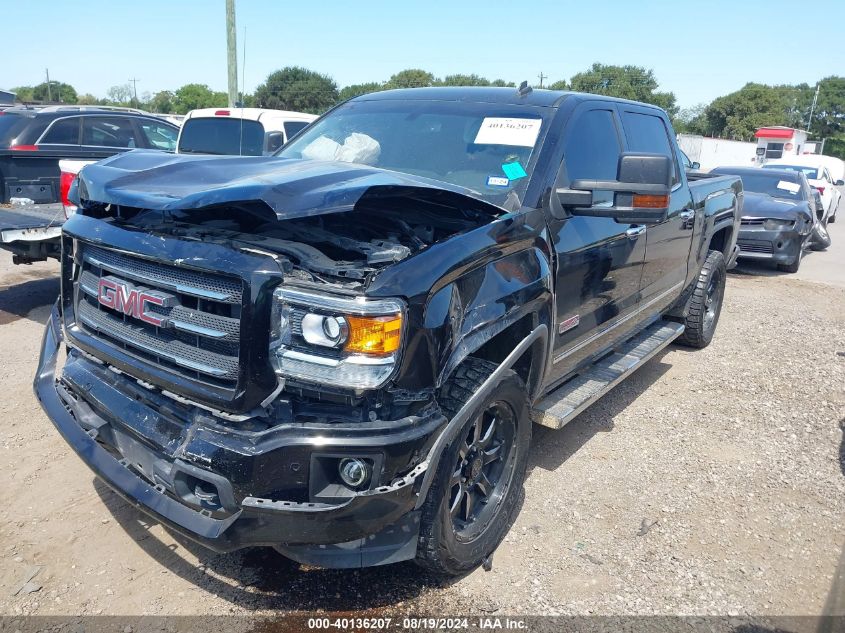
[736,226,804,264]
[34,303,444,567]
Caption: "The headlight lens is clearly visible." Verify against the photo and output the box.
[271,288,405,391]
[763,218,794,230]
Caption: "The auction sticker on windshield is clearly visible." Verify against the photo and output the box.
[474,117,542,147]
[777,180,801,193]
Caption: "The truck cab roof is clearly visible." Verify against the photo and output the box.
[185,108,318,123]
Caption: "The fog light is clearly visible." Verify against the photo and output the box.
[339,458,370,488]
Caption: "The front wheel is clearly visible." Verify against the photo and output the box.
[416,358,531,576]
[810,222,832,251]
[676,250,726,349]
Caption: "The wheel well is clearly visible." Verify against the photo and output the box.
[708,226,732,258]
[470,315,542,397]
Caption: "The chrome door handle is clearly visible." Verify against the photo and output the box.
[679,209,695,221]
[626,225,646,239]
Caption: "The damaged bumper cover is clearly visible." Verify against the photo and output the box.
[34,303,443,567]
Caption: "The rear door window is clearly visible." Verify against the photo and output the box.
[81,116,140,148]
[620,111,679,184]
[40,117,81,145]
[178,118,265,155]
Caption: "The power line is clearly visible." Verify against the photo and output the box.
[128,78,140,103]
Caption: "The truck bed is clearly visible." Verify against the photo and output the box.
[0,203,64,263]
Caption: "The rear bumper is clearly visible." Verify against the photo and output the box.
[34,303,442,566]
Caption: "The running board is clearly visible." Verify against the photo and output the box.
[532,320,685,429]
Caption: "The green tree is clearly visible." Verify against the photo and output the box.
[569,63,677,118]
[148,90,176,113]
[76,93,99,105]
[31,81,77,103]
[701,83,789,140]
[10,86,34,102]
[548,80,568,90]
[490,79,516,87]
[674,103,707,134]
[439,74,490,87]
[106,83,132,104]
[339,82,384,101]
[384,69,435,89]
[253,67,338,114]
[812,76,845,137]
[173,83,227,114]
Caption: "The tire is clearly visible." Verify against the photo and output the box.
[810,222,832,251]
[416,357,531,576]
[778,246,803,273]
[676,250,727,349]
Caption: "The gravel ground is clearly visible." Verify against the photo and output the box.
[0,254,843,622]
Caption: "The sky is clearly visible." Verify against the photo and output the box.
[3,0,842,110]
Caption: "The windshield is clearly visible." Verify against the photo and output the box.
[178,118,265,156]
[719,172,805,200]
[277,99,550,206]
[762,164,819,179]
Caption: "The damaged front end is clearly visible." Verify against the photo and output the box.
[35,153,504,567]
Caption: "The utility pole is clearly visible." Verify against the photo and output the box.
[128,78,140,105]
[226,0,238,108]
[806,83,820,133]
[537,71,546,89]
[45,68,52,102]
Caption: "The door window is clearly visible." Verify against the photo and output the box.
[40,117,81,145]
[81,117,139,148]
[563,109,621,204]
[621,111,679,184]
[138,121,178,151]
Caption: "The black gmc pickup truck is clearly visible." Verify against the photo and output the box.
[34,87,742,574]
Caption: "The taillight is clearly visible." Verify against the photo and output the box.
[214,110,230,116]
[816,186,825,195]
[10,144,38,151]
[59,171,77,219]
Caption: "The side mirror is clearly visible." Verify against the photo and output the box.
[836,179,844,186]
[556,152,672,224]
[266,131,284,153]
[691,161,701,170]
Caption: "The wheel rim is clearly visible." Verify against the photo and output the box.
[449,401,516,537]
[703,268,723,332]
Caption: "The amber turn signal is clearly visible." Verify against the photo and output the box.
[632,194,670,209]
[344,314,403,355]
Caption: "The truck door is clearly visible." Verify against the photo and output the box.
[619,107,694,311]
[545,104,647,384]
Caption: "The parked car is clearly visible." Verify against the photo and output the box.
[763,159,842,223]
[36,87,741,574]
[0,105,180,203]
[711,166,830,273]
[177,107,317,156]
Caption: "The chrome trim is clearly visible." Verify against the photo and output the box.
[84,253,233,301]
[77,311,228,377]
[275,287,404,316]
[278,349,395,367]
[553,281,684,364]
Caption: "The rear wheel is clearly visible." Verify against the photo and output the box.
[677,250,726,349]
[416,358,531,576]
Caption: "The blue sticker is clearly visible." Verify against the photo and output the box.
[502,161,527,180]
[486,176,510,187]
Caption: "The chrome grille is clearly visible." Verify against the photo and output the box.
[74,244,243,387]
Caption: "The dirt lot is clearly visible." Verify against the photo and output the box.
[0,249,843,622]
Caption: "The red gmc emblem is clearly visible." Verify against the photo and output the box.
[97,278,166,327]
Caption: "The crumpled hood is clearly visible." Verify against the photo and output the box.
[72,149,504,220]
[742,191,810,220]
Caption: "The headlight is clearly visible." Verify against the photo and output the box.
[271,288,405,392]
[763,218,794,230]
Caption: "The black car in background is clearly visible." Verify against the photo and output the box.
[710,166,830,273]
[0,106,179,203]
